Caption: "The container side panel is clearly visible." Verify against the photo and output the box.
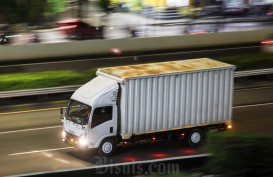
[217,70,225,122]
[180,74,187,126]
[145,78,153,132]
[174,75,181,127]
[168,75,175,129]
[196,72,203,125]
[120,84,127,134]
[120,67,234,135]
[201,71,208,124]
[191,73,198,125]
[163,76,170,130]
[156,77,164,130]
[185,73,193,126]
[223,70,229,119]
[151,77,158,131]
[133,79,140,133]
[207,71,214,123]
[229,70,234,120]
[139,79,146,133]
[128,80,135,133]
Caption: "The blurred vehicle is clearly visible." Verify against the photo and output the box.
[0,24,12,45]
[222,2,249,16]
[19,33,40,43]
[184,24,214,34]
[260,33,273,52]
[110,3,129,12]
[192,5,223,17]
[0,33,10,45]
[266,6,273,16]
[223,7,249,16]
[56,18,104,40]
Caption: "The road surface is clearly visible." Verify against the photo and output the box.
[0,86,272,176]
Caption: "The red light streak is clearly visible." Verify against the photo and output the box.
[261,40,273,45]
[151,153,168,158]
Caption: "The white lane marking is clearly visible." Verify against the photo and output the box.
[0,103,272,136]
[0,125,62,135]
[41,152,70,164]
[41,152,53,158]
[54,158,70,164]
[8,147,74,156]
[233,102,273,109]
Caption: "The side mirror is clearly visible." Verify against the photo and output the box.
[60,107,64,120]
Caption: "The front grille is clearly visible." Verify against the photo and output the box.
[65,131,79,145]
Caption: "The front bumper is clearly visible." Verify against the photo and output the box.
[62,131,88,149]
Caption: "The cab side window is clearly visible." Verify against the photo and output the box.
[91,106,112,128]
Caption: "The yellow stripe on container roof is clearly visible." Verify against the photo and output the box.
[98,58,235,79]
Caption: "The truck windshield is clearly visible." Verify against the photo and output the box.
[66,100,91,125]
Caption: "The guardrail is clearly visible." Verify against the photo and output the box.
[0,85,80,99]
[234,68,273,77]
[7,154,209,177]
[0,68,272,99]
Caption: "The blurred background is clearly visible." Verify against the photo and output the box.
[1,0,273,44]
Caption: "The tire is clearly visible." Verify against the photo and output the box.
[98,138,116,156]
[186,128,205,147]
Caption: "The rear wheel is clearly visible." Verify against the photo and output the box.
[98,138,116,156]
[186,128,206,147]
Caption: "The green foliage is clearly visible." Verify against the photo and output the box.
[204,132,273,177]
[0,69,97,91]
[0,52,273,91]
[97,0,111,13]
[2,0,66,24]
[219,53,273,71]
[44,0,66,17]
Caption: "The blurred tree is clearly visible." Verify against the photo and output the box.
[1,0,66,25]
[97,0,111,14]
[77,0,89,18]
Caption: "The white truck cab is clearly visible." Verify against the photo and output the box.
[62,76,119,155]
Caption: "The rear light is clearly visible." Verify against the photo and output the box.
[59,25,77,30]
[261,40,273,45]
[190,31,208,35]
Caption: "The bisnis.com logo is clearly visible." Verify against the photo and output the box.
[95,156,180,175]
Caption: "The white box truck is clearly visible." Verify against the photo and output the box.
[60,58,235,156]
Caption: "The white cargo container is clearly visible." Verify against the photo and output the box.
[60,58,235,156]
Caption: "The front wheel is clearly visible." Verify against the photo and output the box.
[98,138,116,156]
[186,128,206,147]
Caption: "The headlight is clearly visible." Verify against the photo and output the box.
[79,136,88,146]
[62,131,66,138]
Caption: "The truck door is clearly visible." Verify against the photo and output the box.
[89,105,117,148]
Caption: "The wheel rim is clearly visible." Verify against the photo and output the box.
[102,142,112,154]
[191,132,201,143]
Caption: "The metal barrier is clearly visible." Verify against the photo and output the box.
[0,85,80,99]
[0,68,272,99]
[234,68,273,77]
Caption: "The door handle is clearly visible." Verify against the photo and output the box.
[110,127,113,133]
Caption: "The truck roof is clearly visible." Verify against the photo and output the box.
[98,58,235,80]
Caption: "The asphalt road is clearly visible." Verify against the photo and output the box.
[0,86,272,176]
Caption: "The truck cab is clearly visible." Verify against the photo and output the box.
[61,76,119,156]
